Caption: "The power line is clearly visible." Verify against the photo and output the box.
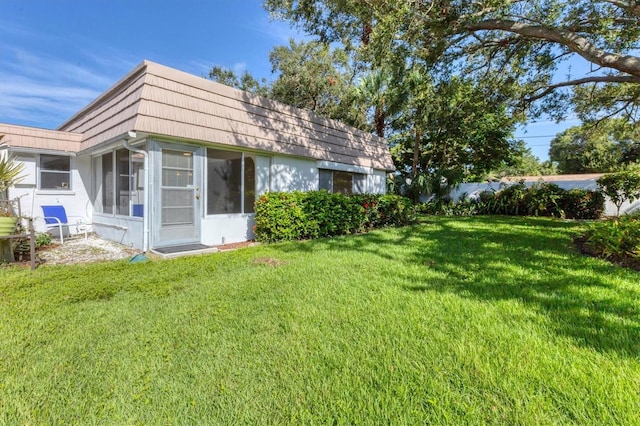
[514,134,557,138]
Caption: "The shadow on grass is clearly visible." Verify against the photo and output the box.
[277,216,640,357]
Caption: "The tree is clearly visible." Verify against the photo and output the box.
[487,142,557,179]
[390,76,520,200]
[208,66,270,97]
[353,69,393,137]
[597,168,640,216]
[269,39,366,128]
[549,119,639,173]
[265,0,640,122]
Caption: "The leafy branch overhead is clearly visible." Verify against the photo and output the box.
[265,0,640,122]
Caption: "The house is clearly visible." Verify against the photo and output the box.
[450,174,640,216]
[0,60,394,252]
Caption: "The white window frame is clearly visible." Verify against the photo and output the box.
[38,154,72,191]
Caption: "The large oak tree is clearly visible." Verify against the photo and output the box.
[265,0,640,121]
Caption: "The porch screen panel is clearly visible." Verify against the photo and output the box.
[161,150,194,226]
[207,149,242,214]
[244,157,256,214]
[101,153,113,214]
[161,189,194,226]
[116,149,130,215]
[131,154,144,217]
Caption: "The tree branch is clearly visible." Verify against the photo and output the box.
[461,19,640,77]
[602,0,640,17]
[525,75,640,102]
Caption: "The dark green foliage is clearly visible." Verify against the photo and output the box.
[549,120,637,174]
[562,189,606,219]
[583,215,640,266]
[253,192,312,242]
[523,182,566,217]
[422,183,604,219]
[254,192,415,242]
[419,197,481,217]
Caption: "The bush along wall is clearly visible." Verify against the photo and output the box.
[421,181,605,219]
[254,191,415,243]
[580,213,640,270]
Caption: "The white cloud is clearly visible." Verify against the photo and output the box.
[254,15,309,44]
[233,62,247,75]
[0,29,134,128]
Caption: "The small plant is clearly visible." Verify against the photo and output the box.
[0,150,25,213]
[35,232,53,248]
[582,215,640,267]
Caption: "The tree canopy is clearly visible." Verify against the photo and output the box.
[549,119,640,173]
[265,0,640,122]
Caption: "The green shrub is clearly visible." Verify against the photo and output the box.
[420,198,480,216]
[254,192,312,243]
[422,183,603,220]
[583,215,640,261]
[254,192,415,242]
[494,181,529,215]
[35,232,53,247]
[377,194,416,226]
[562,189,605,219]
[523,182,565,217]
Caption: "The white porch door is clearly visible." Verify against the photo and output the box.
[155,145,202,247]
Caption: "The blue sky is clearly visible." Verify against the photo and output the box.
[0,0,577,160]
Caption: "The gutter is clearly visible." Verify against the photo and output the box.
[123,131,150,253]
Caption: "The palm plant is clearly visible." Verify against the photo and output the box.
[0,136,25,215]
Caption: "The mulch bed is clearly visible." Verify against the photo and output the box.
[574,236,640,272]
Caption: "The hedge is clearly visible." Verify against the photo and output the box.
[421,182,604,219]
[254,192,415,243]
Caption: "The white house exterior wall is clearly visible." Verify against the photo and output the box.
[201,214,254,246]
[270,156,319,192]
[91,216,143,248]
[8,155,92,237]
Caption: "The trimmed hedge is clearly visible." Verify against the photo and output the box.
[254,191,415,243]
[421,182,605,219]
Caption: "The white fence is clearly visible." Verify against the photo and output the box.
[449,176,639,217]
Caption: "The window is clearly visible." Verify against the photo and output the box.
[207,149,255,214]
[116,149,130,215]
[101,153,114,214]
[40,154,71,190]
[333,171,353,194]
[94,150,145,217]
[318,169,366,195]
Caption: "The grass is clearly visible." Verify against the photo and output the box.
[1,216,638,424]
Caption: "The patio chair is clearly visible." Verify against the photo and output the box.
[41,205,91,244]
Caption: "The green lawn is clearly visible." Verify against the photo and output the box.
[1,216,638,424]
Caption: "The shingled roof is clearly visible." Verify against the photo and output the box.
[0,123,82,153]
[55,60,394,170]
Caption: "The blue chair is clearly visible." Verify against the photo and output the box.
[41,205,91,244]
